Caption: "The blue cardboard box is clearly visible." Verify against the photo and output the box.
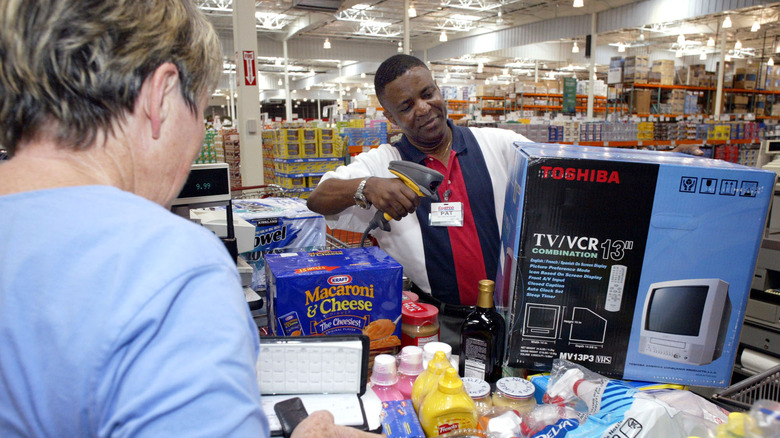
[496,143,775,387]
[265,247,403,352]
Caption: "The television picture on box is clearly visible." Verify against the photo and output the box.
[638,278,730,366]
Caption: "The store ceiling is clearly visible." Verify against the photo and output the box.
[198,0,780,98]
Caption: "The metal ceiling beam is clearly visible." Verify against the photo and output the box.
[427,0,774,61]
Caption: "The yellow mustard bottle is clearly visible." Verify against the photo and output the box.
[411,350,451,410]
[418,367,478,437]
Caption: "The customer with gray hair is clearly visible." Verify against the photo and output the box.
[0,1,374,437]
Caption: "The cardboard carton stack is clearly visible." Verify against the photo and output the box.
[630,89,652,114]
[623,55,649,84]
[607,57,623,84]
[663,89,686,114]
[687,65,713,87]
[734,66,758,89]
[650,60,675,85]
[763,65,780,91]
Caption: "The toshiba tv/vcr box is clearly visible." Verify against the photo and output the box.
[495,143,775,387]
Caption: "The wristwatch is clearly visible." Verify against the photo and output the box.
[354,177,372,209]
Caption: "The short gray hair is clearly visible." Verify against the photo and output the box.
[0,0,222,155]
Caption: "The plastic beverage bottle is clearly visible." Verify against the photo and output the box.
[370,354,404,402]
[411,350,452,409]
[418,367,478,437]
[395,346,424,400]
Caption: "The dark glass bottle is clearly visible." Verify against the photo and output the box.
[458,279,506,384]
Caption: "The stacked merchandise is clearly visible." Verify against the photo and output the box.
[261,130,276,184]
[622,55,649,85]
[684,92,702,114]
[223,128,242,190]
[763,65,780,91]
[649,60,675,85]
[497,123,548,143]
[637,121,654,141]
[735,66,758,90]
[553,121,579,142]
[739,144,762,167]
[194,129,223,164]
[342,122,389,156]
[661,89,686,115]
[272,127,345,198]
[687,64,715,87]
[604,121,638,141]
[578,122,603,142]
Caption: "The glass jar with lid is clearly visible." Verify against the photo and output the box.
[461,377,493,417]
[491,377,537,415]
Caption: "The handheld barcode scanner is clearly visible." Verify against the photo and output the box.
[360,161,444,246]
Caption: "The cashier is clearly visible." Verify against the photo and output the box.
[307,54,703,347]
[0,1,375,437]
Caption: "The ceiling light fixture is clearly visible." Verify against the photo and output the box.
[278,78,283,86]
[356,87,362,94]
[617,43,626,53]
[360,72,366,78]
[722,15,732,29]
[677,33,685,45]
[725,54,731,61]
[397,41,403,53]
[752,19,760,32]
[323,38,331,49]
[700,51,707,60]
[572,41,579,53]
[305,85,311,91]
[408,3,416,17]
[769,57,775,66]
[734,40,742,50]
[439,30,448,42]
[675,49,683,58]
[707,37,715,47]
[477,62,484,73]
[496,9,503,25]
[573,0,584,8]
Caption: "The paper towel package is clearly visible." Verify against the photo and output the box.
[496,143,775,387]
[232,197,327,291]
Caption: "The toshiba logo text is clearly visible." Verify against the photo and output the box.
[539,166,620,184]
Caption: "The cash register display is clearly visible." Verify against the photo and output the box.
[178,167,230,199]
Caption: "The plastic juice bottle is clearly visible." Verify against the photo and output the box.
[418,368,478,437]
[395,346,424,400]
[411,350,451,409]
[370,354,404,402]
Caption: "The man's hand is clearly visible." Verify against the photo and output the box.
[291,410,383,438]
[363,177,422,221]
[670,143,704,156]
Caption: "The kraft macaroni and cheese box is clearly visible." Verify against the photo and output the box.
[265,247,403,351]
[496,143,774,387]
[232,197,327,291]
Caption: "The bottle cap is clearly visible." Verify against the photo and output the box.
[462,377,491,399]
[495,377,535,400]
[398,346,424,376]
[401,301,438,326]
[437,368,464,394]
[422,342,457,371]
[370,354,399,386]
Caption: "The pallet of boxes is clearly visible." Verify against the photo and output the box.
[624,55,651,114]
[272,127,344,198]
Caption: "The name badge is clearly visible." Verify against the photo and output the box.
[429,202,463,227]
